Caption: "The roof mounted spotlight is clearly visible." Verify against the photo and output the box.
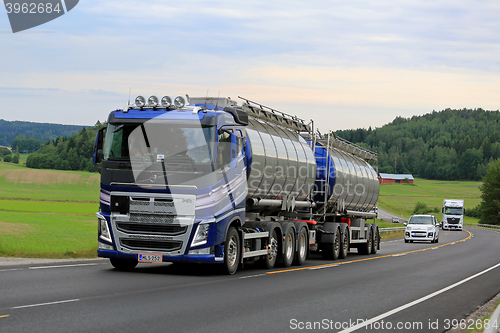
[161,96,172,108]
[148,95,159,107]
[135,96,146,108]
[174,96,186,109]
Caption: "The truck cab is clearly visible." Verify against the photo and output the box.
[94,95,249,271]
[442,199,464,231]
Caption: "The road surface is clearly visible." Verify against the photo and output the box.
[0,227,499,332]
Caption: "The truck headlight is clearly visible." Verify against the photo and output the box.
[191,219,214,247]
[97,213,112,243]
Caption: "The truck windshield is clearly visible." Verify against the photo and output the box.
[408,216,433,225]
[104,122,216,165]
[444,208,463,215]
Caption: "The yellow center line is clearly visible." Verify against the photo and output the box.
[266,230,473,275]
[0,315,10,318]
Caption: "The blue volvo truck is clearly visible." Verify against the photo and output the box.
[94,95,380,274]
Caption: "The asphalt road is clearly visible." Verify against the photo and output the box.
[0,228,499,333]
[377,208,407,223]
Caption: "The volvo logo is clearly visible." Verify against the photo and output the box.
[149,175,157,183]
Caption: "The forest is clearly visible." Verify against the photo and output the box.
[335,108,500,181]
[0,119,82,150]
[25,122,104,172]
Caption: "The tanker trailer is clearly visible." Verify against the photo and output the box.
[94,95,379,274]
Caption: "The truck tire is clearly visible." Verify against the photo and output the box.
[358,225,372,255]
[110,258,138,271]
[371,225,378,254]
[294,227,308,266]
[224,227,240,275]
[339,227,349,259]
[283,224,295,267]
[322,226,340,260]
[263,228,279,269]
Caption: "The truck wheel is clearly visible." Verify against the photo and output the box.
[359,225,372,255]
[371,226,378,254]
[339,228,349,259]
[224,227,240,275]
[110,258,138,271]
[294,227,308,266]
[283,226,295,267]
[264,228,279,269]
[322,227,340,260]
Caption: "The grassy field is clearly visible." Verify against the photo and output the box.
[377,178,481,223]
[0,162,99,258]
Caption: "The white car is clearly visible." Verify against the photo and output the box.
[404,214,440,243]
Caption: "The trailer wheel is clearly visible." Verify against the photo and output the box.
[224,227,240,275]
[322,227,340,260]
[110,258,137,271]
[263,228,279,269]
[294,227,308,266]
[358,225,372,255]
[339,227,349,259]
[283,226,295,267]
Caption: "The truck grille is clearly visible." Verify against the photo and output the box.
[120,239,182,251]
[447,218,459,224]
[116,222,187,235]
[129,214,174,224]
[110,193,195,255]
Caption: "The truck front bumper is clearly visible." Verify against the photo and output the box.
[98,249,224,264]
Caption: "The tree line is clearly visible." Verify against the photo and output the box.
[26,122,104,172]
[0,119,82,150]
[335,108,500,181]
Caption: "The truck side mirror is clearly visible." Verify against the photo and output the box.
[93,126,107,173]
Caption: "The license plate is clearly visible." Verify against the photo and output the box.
[451,227,456,230]
[138,253,162,263]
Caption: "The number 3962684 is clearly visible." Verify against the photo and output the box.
[5,2,62,14]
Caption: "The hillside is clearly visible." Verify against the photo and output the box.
[336,108,500,181]
[0,119,83,149]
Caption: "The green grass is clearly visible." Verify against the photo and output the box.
[0,162,99,258]
[0,212,97,258]
[378,178,481,222]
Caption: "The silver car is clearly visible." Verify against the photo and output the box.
[404,214,440,243]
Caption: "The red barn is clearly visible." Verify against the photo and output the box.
[378,173,414,184]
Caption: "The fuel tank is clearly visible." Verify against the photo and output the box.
[245,118,316,203]
[313,143,379,212]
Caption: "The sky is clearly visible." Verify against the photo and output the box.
[1,0,500,132]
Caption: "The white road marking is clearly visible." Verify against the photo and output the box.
[12,299,80,309]
[338,262,500,333]
[309,264,339,270]
[239,274,266,279]
[29,263,100,270]
[0,268,21,272]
